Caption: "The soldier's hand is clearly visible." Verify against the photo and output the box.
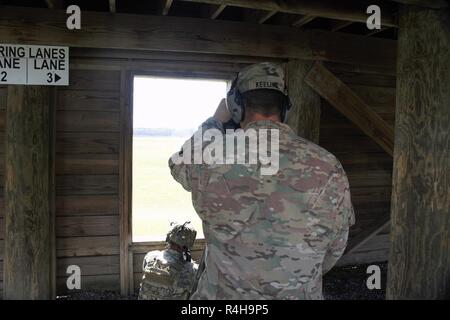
[213,98,232,123]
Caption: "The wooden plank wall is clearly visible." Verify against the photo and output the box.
[54,68,122,293]
[322,63,395,266]
[0,85,5,297]
[0,51,395,297]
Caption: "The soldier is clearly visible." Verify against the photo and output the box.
[169,62,355,299]
[138,222,199,300]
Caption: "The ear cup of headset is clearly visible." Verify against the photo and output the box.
[281,95,292,123]
[227,74,292,124]
[226,78,244,124]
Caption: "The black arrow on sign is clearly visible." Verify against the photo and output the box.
[54,73,61,83]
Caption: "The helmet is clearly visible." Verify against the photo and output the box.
[165,221,197,250]
[226,62,292,124]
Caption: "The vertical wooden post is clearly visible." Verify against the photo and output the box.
[119,69,132,295]
[387,6,450,299]
[3,86,55,300]
[286,60,321,144]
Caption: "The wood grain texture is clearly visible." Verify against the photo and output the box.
[57,274,120,293]
[56,175,118,196]
[56,90,120,111]
[56,132,120,154]
[286,60,321,143]
[57,255,120,277]
[56,236,120,257]
[56,154,118,175]
[56,195,118,217]
[0,5,396,68]
[178,0,398,26]
[306,63,395,156]
[387,7,450,300]
[119,70,133,295]
[56,111,120,132]
[4,86,53,299]
[56,216,119,237]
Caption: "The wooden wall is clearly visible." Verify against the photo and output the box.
[0,85,5,297]
[322,63,395,266]
[0,49,395,297]
[54,68,122,293]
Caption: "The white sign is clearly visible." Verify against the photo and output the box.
[0,44,69,86]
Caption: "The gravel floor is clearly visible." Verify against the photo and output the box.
[57,262,387,300]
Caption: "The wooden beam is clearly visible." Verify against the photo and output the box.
[178,0,398,26]
[292,15,316,28]
[0,6,396,68]
[45,0,64,9]
[258,10,277,24]
[243,9,277,24]
[109,0,116,13]
[389,0,448,8]
[209,4,227,19]
[387,6,450,300]
[286,60,321,143]
[119,69,132,296]
[330,20,353,32]
[158,0,174,15]
[4,86,55,300]
[345,219,390,254]
[366,27,389,37]
[305,63,394,155]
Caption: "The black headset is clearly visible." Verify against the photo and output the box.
[226,75,292,125]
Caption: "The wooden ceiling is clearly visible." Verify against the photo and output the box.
[1,0,403,39]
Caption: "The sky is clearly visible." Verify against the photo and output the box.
[132,76,228,241]
[133,76,228,130]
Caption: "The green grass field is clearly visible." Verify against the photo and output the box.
[132,136,204,242]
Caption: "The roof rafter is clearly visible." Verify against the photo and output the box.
[292,15,316,28]
[0,5,396,68]
[158,0,174,15]
[208,4,227,19]
[109,0,116,13]
[177,0,398,26]
[45,0,64,9]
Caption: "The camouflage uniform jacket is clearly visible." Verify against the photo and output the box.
[138,248,198,300]
[169,118,355,300]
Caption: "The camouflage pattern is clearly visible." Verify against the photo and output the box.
[166,222,197,250]
[227,62,288,124]
[169,118,355,300]
[138,248,199,300]
[236,62,287,94]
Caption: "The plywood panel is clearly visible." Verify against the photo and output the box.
[56,132,120,154]
[56,175,118,195]
[68,70,120,92]
[56,216,119,237]
[56,154,118,175]
[56,236,120,257]
[0,218,3,239]
[57,90,120,111]
[56,111,120,132]
[0,87,6,109]
[57,255,120,277]
[57,274,120,293]
[56,195,118,216]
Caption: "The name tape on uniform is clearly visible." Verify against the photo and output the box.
[0,44,69,86]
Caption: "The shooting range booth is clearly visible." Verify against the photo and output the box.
[0,0,448,300]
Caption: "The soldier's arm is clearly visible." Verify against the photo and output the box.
[321,163,355,275]
[322,223,351,275]
[169,117,225,191]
